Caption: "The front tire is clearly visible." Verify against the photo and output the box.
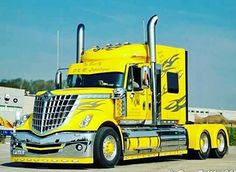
[211,130,228,158]
[94,127,121,168]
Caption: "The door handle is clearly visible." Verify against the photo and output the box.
[148,103,152,110]
[143,102,146,110]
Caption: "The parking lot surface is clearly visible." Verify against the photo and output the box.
[0,144,235,172]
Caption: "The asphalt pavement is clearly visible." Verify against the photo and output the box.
[0,144,236,172]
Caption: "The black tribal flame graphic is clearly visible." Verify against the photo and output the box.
[162,54,179,75]
[164,95,186,112]
[161,53,183,78]
[162,84,168,96]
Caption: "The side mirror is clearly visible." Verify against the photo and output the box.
[55,71,62,89]
[141,66,150,89]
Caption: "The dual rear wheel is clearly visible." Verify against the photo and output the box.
[189,130,228,159]
[196,131,211,159]
[211,130,228,158]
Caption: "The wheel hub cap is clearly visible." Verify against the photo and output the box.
[103,135,117,161]
[217,133,225,152]
[200,133,209,153]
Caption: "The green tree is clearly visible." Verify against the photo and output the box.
[0,78,55,94]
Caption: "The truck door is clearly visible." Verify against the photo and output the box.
[121,65,149,125]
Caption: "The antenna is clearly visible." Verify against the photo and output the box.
[142,19,146,43]
[56,30,60,70]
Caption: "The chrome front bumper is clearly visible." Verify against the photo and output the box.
[11,131,96,164]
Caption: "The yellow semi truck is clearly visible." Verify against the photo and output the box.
[11,15,228,168]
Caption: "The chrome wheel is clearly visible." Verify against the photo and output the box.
[217,133,225,152]
[94,127,121,168]
[200,132,209,153]
[195,131,211,159]
[103,135,117,161]
[210,130,228,158]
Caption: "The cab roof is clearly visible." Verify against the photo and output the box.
[67,44,185,75]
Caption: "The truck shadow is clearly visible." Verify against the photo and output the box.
[118,156,184,166]
[1,162,92,170]
[1,156,184,170]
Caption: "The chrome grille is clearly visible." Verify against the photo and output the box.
[32,94,78,134]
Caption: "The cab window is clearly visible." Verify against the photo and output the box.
[126,66,142,91]
[167,72,179,93]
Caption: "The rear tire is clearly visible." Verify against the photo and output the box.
[210,130,228,158]
[94,127,121,168]
[196,131,211,159]
[185,131,211,160]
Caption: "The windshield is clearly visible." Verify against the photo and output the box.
[67,72,124,88]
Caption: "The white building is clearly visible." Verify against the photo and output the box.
[0,86,35,125]
[188,107,236,123]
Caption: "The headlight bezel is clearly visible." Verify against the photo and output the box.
[80,114,93,128]
[15,114,30,127]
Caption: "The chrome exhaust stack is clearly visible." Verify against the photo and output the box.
[76,24,85,63]
[147,15,159,126]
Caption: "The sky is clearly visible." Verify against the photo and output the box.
[0,0,236,110]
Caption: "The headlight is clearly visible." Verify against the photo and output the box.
[80,115,93,128]
[15,114,30,127]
